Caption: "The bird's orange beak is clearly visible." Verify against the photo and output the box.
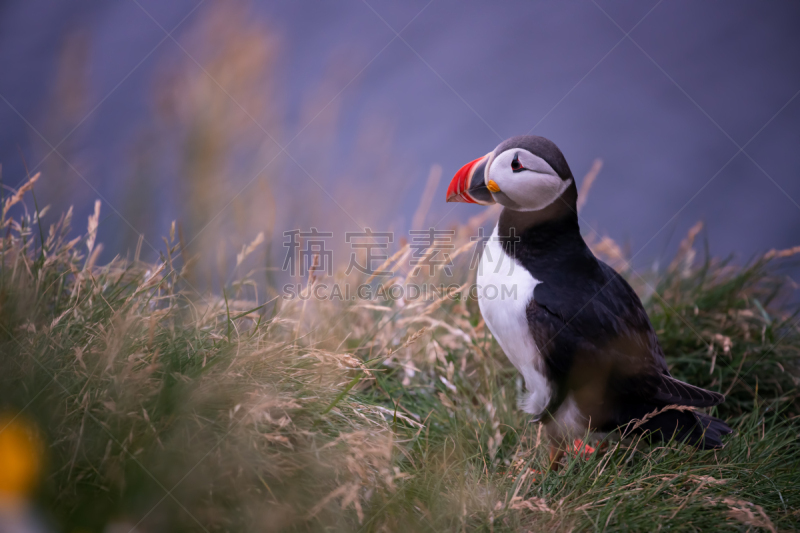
[446,153,495,204]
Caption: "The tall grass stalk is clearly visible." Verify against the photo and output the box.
[0,173,798,532]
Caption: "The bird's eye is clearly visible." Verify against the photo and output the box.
[511,153,524,172]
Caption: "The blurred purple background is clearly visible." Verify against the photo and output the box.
[1,0,798,280]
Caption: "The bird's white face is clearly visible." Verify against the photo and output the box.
[485,148,573,212]
[446,136,574,210]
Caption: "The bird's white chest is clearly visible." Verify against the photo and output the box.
[477,225,551,417]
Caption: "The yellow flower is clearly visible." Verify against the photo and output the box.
[0,415,42,499]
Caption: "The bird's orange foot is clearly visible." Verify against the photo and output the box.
[569,438,597,459]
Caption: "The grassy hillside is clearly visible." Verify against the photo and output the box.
[0,175,798,532]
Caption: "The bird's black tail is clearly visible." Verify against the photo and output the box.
[695,412,733,448]
[636,409,732,449]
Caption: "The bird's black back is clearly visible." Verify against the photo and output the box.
[499,210,730,446]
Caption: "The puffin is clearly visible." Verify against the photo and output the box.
[446,135,731,467]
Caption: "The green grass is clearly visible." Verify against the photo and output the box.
[0,180,798,532]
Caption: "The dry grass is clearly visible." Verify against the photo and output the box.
[0,169,798,532]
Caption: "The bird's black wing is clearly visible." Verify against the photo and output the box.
[528,259,723,412]
[652,374,724,407]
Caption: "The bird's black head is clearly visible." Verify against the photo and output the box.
[446,135,577,213]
